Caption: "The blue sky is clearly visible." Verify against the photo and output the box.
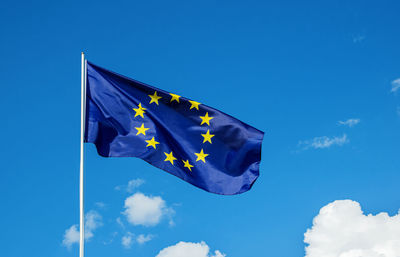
[1,0,400,256]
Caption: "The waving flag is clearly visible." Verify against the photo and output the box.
[85,62,264,195]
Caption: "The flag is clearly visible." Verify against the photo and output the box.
[85,62,264,195]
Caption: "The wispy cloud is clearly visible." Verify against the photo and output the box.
[126,179,145,192]
[103,232,118,245]
[391,78,400,93]
[298,134,348,150]
[338,118,360,127]
[62,210,103,249]
[123,192,174,227]
[352,34,366,43]
[121,232,154,248]
[136,234,154,244]
[115,178,145,193]
[95,202,106,209]
[121,232,134,249]
[116,217,125,229]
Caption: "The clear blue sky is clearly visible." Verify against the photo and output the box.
[0,0,399,256]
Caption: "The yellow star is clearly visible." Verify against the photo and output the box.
[199,112,214,126]
[194,149,209,163]
[148,91,162,105]
[201,129,215,144]
[164,151,177,165]
[135,123,149,136]
[169,93,181,103]
[188,100,201,110]
[145,137,160,149]
[182,159,193,171]
[132,103,146,118]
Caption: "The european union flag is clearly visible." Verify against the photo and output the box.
[85,62,264,195]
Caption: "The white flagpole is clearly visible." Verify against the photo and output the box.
[79,52,87,257]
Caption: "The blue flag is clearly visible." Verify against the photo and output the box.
[85,62,264,195]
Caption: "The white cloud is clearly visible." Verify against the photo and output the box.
[62,210,102,248]
[136,234,153,244]
[121,232,153,248]
[156,241,225,257]
[338,118,360,127]
[127,179,145,192]
[85,210,102,239]
[391,78,400,93]
[304,200,400,257]
[62,225,80,249]
[299,134,348,150]
[122,232,134,249]
[115,178,145,192]
[123,192,174,227]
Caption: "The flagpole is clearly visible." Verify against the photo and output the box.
[79,52,87,257]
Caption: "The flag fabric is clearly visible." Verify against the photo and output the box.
[85,62,264,195]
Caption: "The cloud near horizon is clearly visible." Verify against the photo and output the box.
[156,241,225,257]
[304,200,400,257]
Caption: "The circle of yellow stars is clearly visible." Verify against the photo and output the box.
[131,90,215,173]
